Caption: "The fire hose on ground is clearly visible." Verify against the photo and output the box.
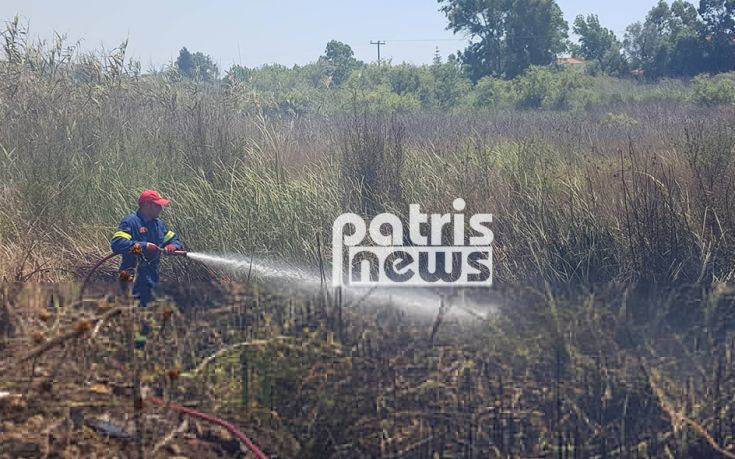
[81,249,269,459]
[145,395,268,459]
[79,248,188,303]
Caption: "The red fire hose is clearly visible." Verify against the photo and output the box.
[79,252,120,303]
[86,251,269,458]
[146,396,269,459]
[79,250,189,303]
[106,356,268,458]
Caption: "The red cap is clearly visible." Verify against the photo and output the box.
[138,189,171,207]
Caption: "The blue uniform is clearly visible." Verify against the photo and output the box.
[110,210,183,307]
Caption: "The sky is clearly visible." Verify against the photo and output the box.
[2,1,662,72]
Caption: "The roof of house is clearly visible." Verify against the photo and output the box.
[557,57,586,66]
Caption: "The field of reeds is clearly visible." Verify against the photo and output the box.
[3,21,735,459]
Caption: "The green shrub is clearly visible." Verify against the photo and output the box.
[469,76,514,108]
[690,74,735,107]
[567,87,605,111]
[340,83,422,113]
[512,66,592,110]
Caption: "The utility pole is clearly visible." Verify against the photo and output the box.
[370,40,386,64]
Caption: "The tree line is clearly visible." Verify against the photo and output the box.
[174,0,734,85]
[440,0,735,80]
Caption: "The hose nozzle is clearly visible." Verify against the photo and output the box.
[166,250,188,257]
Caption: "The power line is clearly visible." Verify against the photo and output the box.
[370,40,386,64]
[385,38,467,42]
[367,37,468,63]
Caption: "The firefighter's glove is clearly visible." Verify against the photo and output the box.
[119,270,135,282]
[132,242,159,255]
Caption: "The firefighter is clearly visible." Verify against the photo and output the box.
[110,189,184,308]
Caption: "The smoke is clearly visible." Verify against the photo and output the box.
[186,252,496,321]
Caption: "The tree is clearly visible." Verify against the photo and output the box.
[175,47,194,77]
[175,47,219,81]
[438,0,568,81]
[573,14,627,75]
[225,64,251,83]
[503,0,569,78]
[624,1,673,77]
[699,0,735,72]
[319,40,361,86]
[431,54,472,109]
[668,0,707,75]
[623,0,706,78]
[190,52,219,80]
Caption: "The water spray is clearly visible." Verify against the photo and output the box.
[184,252,495,320]
[82,248,495,320]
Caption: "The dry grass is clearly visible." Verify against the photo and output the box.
[2,20,735,457]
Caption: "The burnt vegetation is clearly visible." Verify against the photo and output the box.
[2,17,735,459]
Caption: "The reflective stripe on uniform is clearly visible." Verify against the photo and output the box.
[112,231,132,241]
[163,231,176,243]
